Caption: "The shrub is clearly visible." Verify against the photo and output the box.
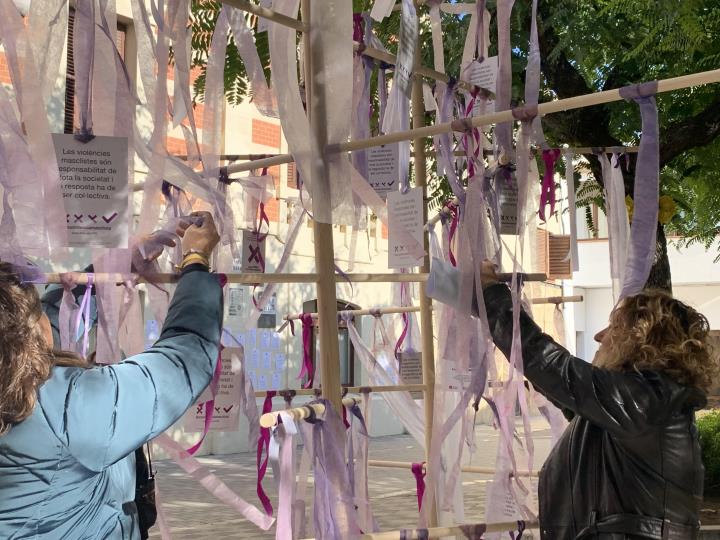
[698,411,720,496]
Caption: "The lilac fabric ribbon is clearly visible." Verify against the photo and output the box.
[307,399,361,539]
[618,82,660,299]
[539,149,561,222]
[495,0,516,157]
[564,150,580,271]
[74,274,94,358]
[411,462,427,511]
[257,391,277,516]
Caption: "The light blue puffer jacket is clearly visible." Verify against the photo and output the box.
[0,269,222,539]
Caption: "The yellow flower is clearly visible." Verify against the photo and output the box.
[625,195,634,222]
[658,195,677,225]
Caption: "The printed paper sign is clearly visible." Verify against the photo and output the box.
[498,177,519,235]
[367,144,400,199]
[387,187,425,269]
[423,83,437,112]
[470,56,498,115]
[242,230,266,273]
[256,290,277,329]
[184,347,243,432]
[53,134,129,248]
[398,351,423,398]
[227,286,244,318]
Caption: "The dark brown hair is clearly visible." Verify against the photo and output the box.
[0,263,86,435]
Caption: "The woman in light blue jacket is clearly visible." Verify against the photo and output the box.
[0,213,221,539]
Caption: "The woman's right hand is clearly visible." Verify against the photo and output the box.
[180,211,220,258]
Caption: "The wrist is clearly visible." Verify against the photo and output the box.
[182,247,211,259]
[176,253,210,272]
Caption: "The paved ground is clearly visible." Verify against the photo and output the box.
[150,419,553,539]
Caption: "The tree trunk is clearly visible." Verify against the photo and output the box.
[644,224,673,293]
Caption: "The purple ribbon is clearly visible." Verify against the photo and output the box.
[618,81,659,299]
[411,462,427,510]
[308,399,361,538]
[539,149,561,222]
[74,274,94,358]
[297,313,315,388]
[256,391,276,516]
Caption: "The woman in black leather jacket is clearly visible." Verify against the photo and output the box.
[481,261,717,540]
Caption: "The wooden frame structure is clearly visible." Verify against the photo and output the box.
[32,1,720,537]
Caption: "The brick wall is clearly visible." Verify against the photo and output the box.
[166,136,188,156]
[262,165,281,222]
[251,118,281,148]
[0,53,11,84]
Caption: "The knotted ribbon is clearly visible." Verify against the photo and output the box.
[539,149,561,222]
[618,81,659,300]
[256,390,277,516]
[296,313,315,389]
[75,274,94,358]
[411,462,427,511]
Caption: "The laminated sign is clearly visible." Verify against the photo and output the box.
[470,56,498,115]
[367,144,400,199]
[387,187,425,269]
[184,347,243,432]
[398,351,423,398]
[242,230,266,273]
[53,134,129,248]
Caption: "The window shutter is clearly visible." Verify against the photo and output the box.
[287,162,297,189]
[548,234,572,279]
[536,228,572,280]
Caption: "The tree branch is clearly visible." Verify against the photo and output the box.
[660,95,720,167]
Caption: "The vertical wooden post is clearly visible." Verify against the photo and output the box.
[300,0,343,414]
[411,2,438,527]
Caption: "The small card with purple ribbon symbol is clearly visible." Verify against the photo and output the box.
[242,229,266,273]
[52,134,129,248]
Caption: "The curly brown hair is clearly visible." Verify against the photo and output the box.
[0,263,86,435]
[596,289,718,392]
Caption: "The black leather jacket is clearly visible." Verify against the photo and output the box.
[483,284,706,540]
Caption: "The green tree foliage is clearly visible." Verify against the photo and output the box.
[189,0,720,273]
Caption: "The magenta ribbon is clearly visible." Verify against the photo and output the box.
[74,274,94,358]
[444,200,460,266]
[411,462,427,511]
[539,149,561,222]
[297,313,315,388]
[256,390,277,516]
[186,347,223,456]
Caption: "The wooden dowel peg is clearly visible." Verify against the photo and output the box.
[531,295,584,305]
[253,384,427,398]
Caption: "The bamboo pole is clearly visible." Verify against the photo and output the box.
[223,0,307,31]
[354,42,473,92]
[259,397,361,428]
[253,383,426,398]
[284,305,422,322]
[531,295,584,304]
[354,521,540,540]
[366,459,539,477]
[411,14,438,527]
[301,0,344,416]
[332,68,720,153]
[31,271,543,285]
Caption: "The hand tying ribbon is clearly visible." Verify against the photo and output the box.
[256,390,277,516]
[539,149,561,222]
[411,462,427,510]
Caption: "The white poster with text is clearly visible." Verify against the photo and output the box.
[367,144,400,199]
[53,134,129,248]
[387,187,425,269]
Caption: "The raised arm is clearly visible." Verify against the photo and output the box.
[40,213,222,471]
[482,283,670,435]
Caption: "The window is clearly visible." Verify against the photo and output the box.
[537,228,572,280]
[64,9,128,134]
[287,162,297,189]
